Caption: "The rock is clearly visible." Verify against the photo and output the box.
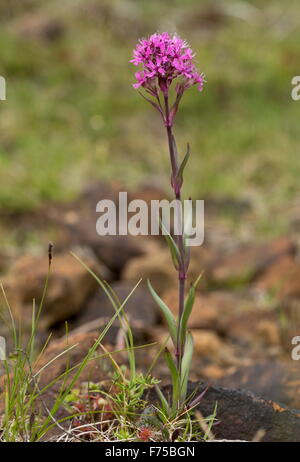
[152,327,238,366]
[64,212,146,275]
[148,382,300,442]
[200,364,226,381]
[255,255,300,300]
[0,330,116,435]
[42,181,151,275]
[36,331,109,390]
[188,245,222,288]
[194,383,300,442]
[216,361,300,410]
[127,184,172,236]
[162,289,258,333]
[125,237,296,297]
[11,13,64,42]
[128,184,168,206]
[256,320,281,346]
[152,327,223,357]
[91,235,150,275]
[71,281,159,343]
[191,330,223,357]
[208,237,296,289]
[2,248,110,329]
[123,243,220,296]
[123,247,178,295]
[226,309,280,347]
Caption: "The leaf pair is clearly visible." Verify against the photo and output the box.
[148,275,201,407]
[148,280,177,347]
[180,332,194,403]
[160,219,181,270]
[156,332,194,415]
[179,273,202,347]
[162,333,194,410]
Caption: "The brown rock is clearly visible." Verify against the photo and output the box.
[162,287,281,350]
[208,237,296,288]
[66,215,148,275]
[201,364,226,381]
[2,249,109,329]
[255,255,300,300]
[152,327,238,366]
[227,309,279,346]
[162,289,256,332]
[148,382,300,441]
[44,181,150,274]
[36,331,108,389]
[217,360,300,410]
[192,382,300,442]
[123,247,178,295]
[152,327,224,359]
[128,184,166,201]
[88,234,148,275]
[191,329,223,357]
[256,320,281,346]
[11,13,64,42]
[71,281,159,344]
[123,241,219,295]
[0,330,115,431]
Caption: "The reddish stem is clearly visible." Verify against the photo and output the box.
[164,95,188,376]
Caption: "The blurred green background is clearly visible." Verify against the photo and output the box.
[0,0,299,233]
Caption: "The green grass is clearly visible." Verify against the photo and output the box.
[0,0,300,233]
[0,251,214,442]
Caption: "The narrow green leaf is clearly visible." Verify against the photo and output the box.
[179,286,196,346]
[155,384,170,416]
[193,272,203,289]
[165,234,180,269]
[164,348,180,412]
[147,280,177,346]
[160,219,180,269]
[179,273,202,346]
[180,332,194,402]
[164,349,179,386]
[176,143,190,184]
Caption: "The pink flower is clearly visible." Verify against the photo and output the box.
[131,32,205,95]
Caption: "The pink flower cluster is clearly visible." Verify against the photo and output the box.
[131,32,204,95]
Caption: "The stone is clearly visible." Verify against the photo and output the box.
[193,383,300,442]
[2,248,109,329]
[191,329,224,357]
[255,255,300,300]
[217,360,300,410]
[71,281,159,344]
[123,242,221,297]
[147,382,300,442]
[43,181,150,275]
[226,309,280,347]
[11,13,64,42]
[208,237,296,289]
[123,247,178,295]
[0,330,112,420]
[162,289,257,333]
